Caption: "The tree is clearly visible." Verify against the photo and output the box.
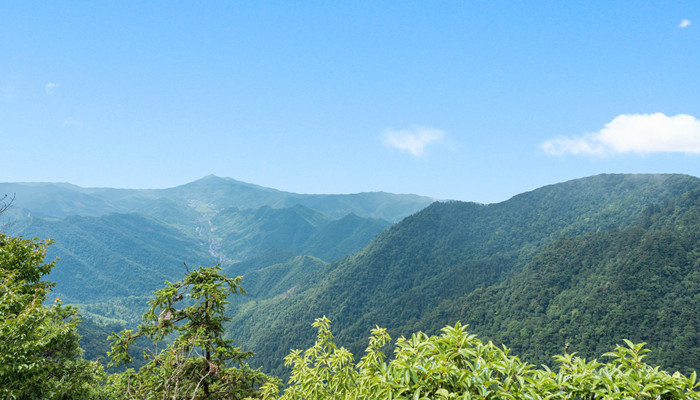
[108,264,270,399]
[260,318,700,399]
[0,193,14,231]
[0,233,109,399]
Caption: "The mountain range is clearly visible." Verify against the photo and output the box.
[2,173,699,378]
[1,175,432,222]
[1,175,432,324]
[215,174,700,377]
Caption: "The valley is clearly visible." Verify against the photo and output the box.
[2,173,700,380]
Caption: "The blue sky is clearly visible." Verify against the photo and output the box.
[2,2,699,203]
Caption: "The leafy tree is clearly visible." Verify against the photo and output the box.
[0,233,109,399]
[261,318,700,399]
[108,264,269,399]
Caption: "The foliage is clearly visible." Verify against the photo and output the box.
[77,317,152,372]
[0,233,109,399]
[108,264,270,399]
[444,187,700,374]
[261,318,700,400]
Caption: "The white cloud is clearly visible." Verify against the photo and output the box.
[63,118,83,126]
[542,113,700,156]
[679,19,691,28]
[45,82,58,95]
[382,126,444,157]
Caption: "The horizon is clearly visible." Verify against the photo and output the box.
[4,171,699,206]
[2,3,699,203]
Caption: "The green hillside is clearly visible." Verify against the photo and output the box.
[11,208,395,327]
[443,186,700,374]
[209,205,391,262]
[5,173,700,381]
[20,213,215,304]
[300,212,391,262]
[212,205,333,261]
[2,176,428,323]
[221,174,700,377]
[228,254,329,302]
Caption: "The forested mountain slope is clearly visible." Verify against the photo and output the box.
[301,212,391,262]
[21,213,215,305]
[2,177,416,325]
[0,177,426,367]
[211,206,391,262]
[9,206,390,327]
[5,173,700,378]
[441,186,700,374]
[221,174,700,377]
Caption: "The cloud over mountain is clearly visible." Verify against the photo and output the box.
[542,113,700,156]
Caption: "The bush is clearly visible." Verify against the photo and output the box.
[261,318,700,399]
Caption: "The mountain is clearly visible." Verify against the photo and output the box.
[6,173,700,378]
[161,175,434,222]
[1,176,424,325]
[0,175,434,222]
[210,204,333,262]
[209,205,391,262]
[227,254,329,302]
[444,185,700,375]
[18,213,215,304]
[218,174,700,377]
[0,182,132,218]
[300,212,391,262]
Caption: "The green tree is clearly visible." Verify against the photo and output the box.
[0,233,109,399]
[108,264,269,399]
[261,318,700,399]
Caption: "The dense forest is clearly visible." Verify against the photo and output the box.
[438,186,700,375]
[2,231,699,398]
[2,174,700,398]
[220,174,700,378]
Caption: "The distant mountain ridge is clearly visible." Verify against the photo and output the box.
[0,175,429,328]
[1,175,435,222]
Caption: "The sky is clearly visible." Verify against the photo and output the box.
[2,1,699,204]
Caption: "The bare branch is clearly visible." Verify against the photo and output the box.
[0,194,13,214]
[0,193,15,231]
